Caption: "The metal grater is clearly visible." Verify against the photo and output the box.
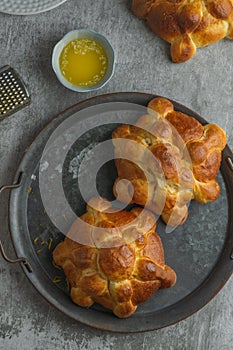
[0,65,31,120]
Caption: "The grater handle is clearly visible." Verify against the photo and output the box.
[0,172,33,273]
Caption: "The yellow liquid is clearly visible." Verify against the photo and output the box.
[59,38,108,87]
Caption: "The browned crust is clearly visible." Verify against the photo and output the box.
[53,197,177,318]
[112,97,226,226]
[132,0,233,62]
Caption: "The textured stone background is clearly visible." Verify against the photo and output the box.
[0,0,233,349]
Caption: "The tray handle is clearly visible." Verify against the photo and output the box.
[0,172,32,273]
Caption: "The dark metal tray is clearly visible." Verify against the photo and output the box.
[2,92,233,332]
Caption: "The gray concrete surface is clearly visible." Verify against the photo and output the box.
[0,0,233,349]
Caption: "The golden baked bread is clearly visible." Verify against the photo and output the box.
[112,97,226,226]
[53,197,176,318]
[132,0,233,62]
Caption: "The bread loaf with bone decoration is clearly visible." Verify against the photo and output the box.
[132,0,233,62]
[53,197,176,318]
[112,97,226,226]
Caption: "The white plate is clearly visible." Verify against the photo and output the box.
[0,0,68,15]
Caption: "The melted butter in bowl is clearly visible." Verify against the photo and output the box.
[52,29,115,92]
[60,38,108,87]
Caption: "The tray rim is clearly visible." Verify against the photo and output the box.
[7,92,233,333]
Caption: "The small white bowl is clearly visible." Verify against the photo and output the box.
[52,29,115,92]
